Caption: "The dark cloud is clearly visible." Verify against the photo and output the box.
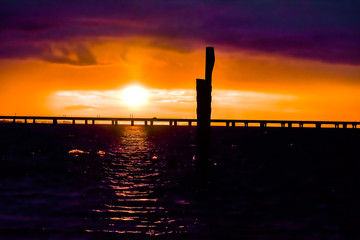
[0,0,359,65]
[42,43,97,66]
[0,41,97,66]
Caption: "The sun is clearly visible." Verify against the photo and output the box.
[121,85,148,107]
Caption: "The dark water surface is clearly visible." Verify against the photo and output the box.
[0,124,359,239]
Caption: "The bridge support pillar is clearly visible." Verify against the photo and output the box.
[150,121,153,126]
[131,120,134,126]
[33,119,36,124]
[53,119,57,125]
[72,119,75,124]
[343,124,347,129]
[288,122,292,128]
[316,123,321,129]
[226,121,230,127]
[244,122,248,127]
[92,120,95,125]
[188,121,192,126]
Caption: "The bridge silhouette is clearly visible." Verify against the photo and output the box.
[0,116,358,129]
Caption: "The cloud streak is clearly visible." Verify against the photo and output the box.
[50,88,298,118]
[1,0,359,65]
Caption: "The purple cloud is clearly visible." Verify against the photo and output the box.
[0,0,359,65]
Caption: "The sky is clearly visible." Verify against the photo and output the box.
[0,0,359,120]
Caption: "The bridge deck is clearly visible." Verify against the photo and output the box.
[0,116,358,129]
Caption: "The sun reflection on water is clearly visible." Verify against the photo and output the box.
[87,126,194,237]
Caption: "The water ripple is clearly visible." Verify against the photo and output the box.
[87,126,196,237]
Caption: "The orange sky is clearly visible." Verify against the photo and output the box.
[1,39,360,121]
[1,1,360,121]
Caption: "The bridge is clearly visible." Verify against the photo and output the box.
[0,116,358,129]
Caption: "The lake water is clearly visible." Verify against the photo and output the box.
[0,124,359,239]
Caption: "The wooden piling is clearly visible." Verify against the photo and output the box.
[196,47,215,166]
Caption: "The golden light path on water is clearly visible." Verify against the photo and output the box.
[86,126,196,236]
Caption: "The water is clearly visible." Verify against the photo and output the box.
[0,124,359,239]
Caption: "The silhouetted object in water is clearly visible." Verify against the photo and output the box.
[196,47,215,166]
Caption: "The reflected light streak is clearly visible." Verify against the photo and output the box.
[110,216,138,221]
[88,126,189,236]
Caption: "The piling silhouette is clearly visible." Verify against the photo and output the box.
[196,47,215,166]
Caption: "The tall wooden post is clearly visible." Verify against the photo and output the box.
[196,47,215,166]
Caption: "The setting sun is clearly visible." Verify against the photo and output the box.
[120,86,148,107]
